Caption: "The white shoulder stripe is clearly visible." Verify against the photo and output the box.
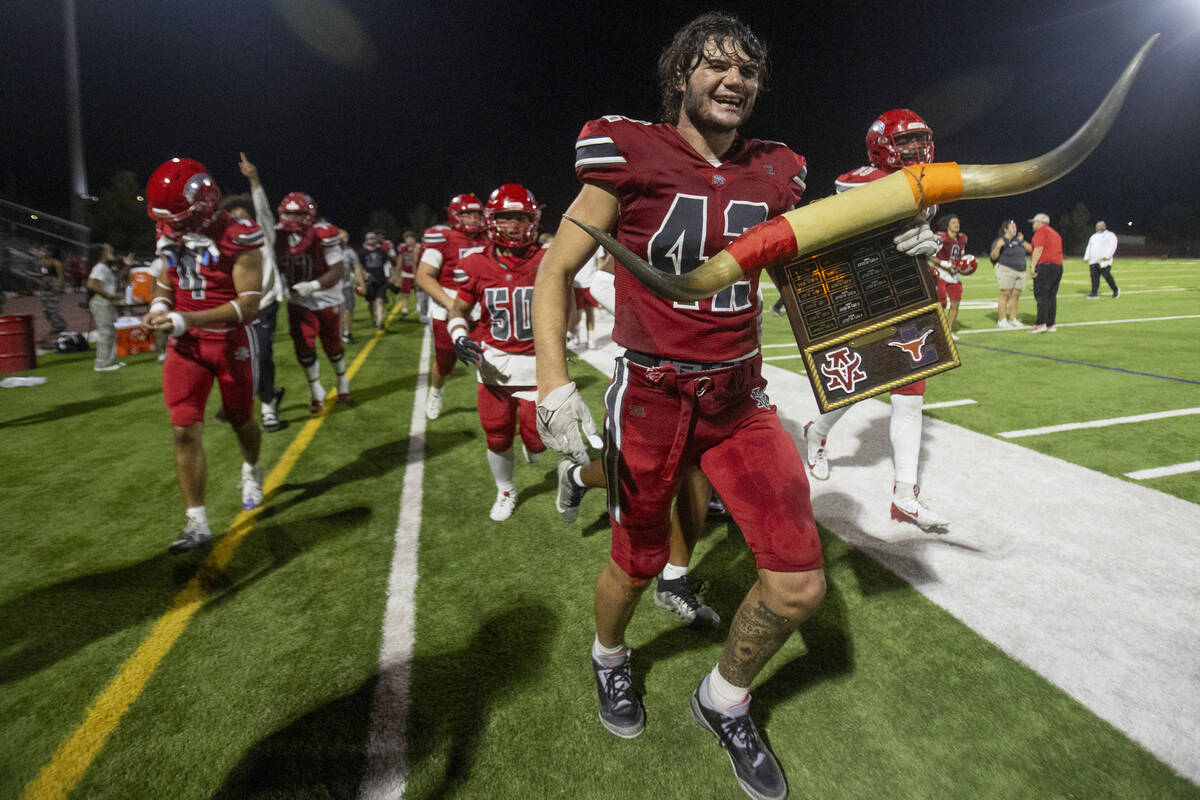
[575,136,615,149]
[576,156,627,167]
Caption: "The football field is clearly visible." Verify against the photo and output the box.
[2,258,1199,799]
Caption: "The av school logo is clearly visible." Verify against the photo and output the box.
[820,347,867,394]
[750,386,772,409]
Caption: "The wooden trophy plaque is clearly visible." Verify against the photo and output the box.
[767,221,960,413]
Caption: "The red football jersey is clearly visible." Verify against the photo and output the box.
[421,224,487,291]
[398,242,418,274]
[456,243,544,355]
[163,212,263,338]
[834,165,892,194]
[575,115,807,362]
[275,221,343,309]
[933,231,967,283]
[934,231,967,263]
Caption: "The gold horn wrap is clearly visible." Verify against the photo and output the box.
[565,34,1158,303]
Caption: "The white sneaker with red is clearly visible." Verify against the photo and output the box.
[890,485,949,532]
[803,421,830,481]
[489,489,517,521]
[1029,324,1048,334]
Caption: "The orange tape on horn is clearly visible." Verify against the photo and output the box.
[901,162,964,210]
[725,216,797,275]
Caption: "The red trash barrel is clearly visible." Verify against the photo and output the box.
[0,314,37,373]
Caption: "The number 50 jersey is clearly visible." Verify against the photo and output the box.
[456,242,545,386]
[574,115,807,362]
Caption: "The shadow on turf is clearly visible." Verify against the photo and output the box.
[269,439,414,512]
[212,605,557,800]
[2,387,162,427]
[0,506,367,686]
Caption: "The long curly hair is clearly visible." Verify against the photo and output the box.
[656,12,769,124]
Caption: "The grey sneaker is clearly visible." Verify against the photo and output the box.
[691,681,786,800]
[654,575,720,629]
[592,654,644,738]
[555,459,587,523]
[169,517,212,554]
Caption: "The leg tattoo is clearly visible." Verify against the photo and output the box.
[719,600,795,687]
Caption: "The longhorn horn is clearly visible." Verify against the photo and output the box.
[566,34,1158,303]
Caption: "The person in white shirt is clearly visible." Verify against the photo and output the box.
[1083,220,1120,299]
[86,243,131,371]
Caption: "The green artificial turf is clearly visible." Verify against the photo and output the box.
[1,260,1197,798]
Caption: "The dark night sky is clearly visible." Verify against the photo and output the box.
[2,0,1198,243]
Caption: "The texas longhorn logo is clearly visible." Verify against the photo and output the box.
[820,346,867,394]
[887,324,938,367]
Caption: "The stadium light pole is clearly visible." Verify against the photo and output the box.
[64,0,88,230]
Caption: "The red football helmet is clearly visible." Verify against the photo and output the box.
[145,158,220,234]
[485,184,541,249]
[956,254,978,276]
[277,192,317,232]
[866,109,934,170]
[446,193,484,234]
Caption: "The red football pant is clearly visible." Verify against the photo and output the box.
[162,329,256,427]
[431,318,458,376]
[287,303,343,362]
[477,383,545,454]
[601,356,823,579]
[937,278,963,307]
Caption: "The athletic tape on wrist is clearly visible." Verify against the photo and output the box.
[447,318,469,342]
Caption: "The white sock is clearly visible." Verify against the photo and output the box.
[303,360,320,384]
[429,386,443,400]
[894,481,916,501]
[185,506,208,527]
[592,635,629,667]
[702,666,749,715]
[487,447,516,491]
[890,394,923,486]
[813,405,849,438]
[661,562,689,581]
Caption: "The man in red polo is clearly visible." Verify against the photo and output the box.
[1028,212,1064,333]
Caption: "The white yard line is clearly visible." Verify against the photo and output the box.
[763,354,805,362]
[957,313,1200,335]
[360,327,432,800]
[574,312,1200,785]
[998,407,1200,438]
[1126,461,1200,480]
[922,399,977,409]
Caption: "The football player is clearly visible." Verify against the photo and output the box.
[531,14,826,800]
[141,158,266,553]
[930,213,969,337]
[395,230,420,318]
[801,109,950,533]
[239,154,350,414]
[445,185,548,521]
[416,193,487,419]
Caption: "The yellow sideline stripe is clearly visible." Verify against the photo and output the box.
[23,314,400,800]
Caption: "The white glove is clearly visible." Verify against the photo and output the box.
[291,280,321,298]
[536,381,600,464]
[894,224,940,258]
